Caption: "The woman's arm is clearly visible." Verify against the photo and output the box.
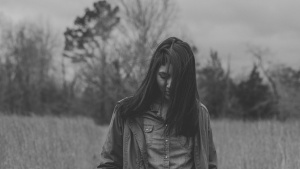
[97,104,124,169]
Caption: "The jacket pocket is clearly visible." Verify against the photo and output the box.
[144,125,153,147]
[144,125,153,133]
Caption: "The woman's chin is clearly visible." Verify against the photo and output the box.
[164,94,171,100]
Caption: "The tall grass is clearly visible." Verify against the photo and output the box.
[0,115,107,169]
[213,120,300,169]
[0,116,299,169]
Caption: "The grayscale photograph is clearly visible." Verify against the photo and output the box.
[0,0,299,168]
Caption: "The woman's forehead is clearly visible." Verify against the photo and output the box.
[158,64,173,73]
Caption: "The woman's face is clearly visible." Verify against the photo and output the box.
[156,63,173,100]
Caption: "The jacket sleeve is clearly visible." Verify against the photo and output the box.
[97,104,124,169]
[200,103,217,169]
[208,114,218,169]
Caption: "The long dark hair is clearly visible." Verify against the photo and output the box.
[119,37,200,137]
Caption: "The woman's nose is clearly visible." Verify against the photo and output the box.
[166,78,172,88]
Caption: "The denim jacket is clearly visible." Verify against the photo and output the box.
[97,99,217,169]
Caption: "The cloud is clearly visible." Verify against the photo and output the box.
[1,0,299,73]
[0,0,96,29]
[176,0,300,71]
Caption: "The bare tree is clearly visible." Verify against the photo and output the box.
[0,20,58,114]
[115,0,177,88]
[247,45,279,103]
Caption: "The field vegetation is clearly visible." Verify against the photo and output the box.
[0,116,299,169]
[0,116,107,169]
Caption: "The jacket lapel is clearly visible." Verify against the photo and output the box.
[128,117,149,169]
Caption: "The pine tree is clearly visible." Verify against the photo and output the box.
[236,65,274,119]
[63,0,120,124]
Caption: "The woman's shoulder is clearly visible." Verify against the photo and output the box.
[196,100,210,119]
[116,96,133,107]
[111,97,133,126]
[114,96,134,116]
[199,102,209,114]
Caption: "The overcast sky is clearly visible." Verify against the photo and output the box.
[0,0,299,75]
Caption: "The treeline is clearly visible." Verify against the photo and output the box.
[0,0,299,124]
[197,50,300,120]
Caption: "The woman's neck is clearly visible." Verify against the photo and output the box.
[153,97,170,120]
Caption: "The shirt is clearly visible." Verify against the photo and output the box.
[142,104,194,169]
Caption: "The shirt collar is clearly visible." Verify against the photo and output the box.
[149,103,160,112]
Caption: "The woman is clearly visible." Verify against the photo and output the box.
[97,37,217,169]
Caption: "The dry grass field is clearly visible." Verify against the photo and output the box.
[213,119,300,169]
[0,115,299,169]
[0,115,107,169]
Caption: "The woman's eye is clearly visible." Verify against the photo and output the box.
[159,73,170,79]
